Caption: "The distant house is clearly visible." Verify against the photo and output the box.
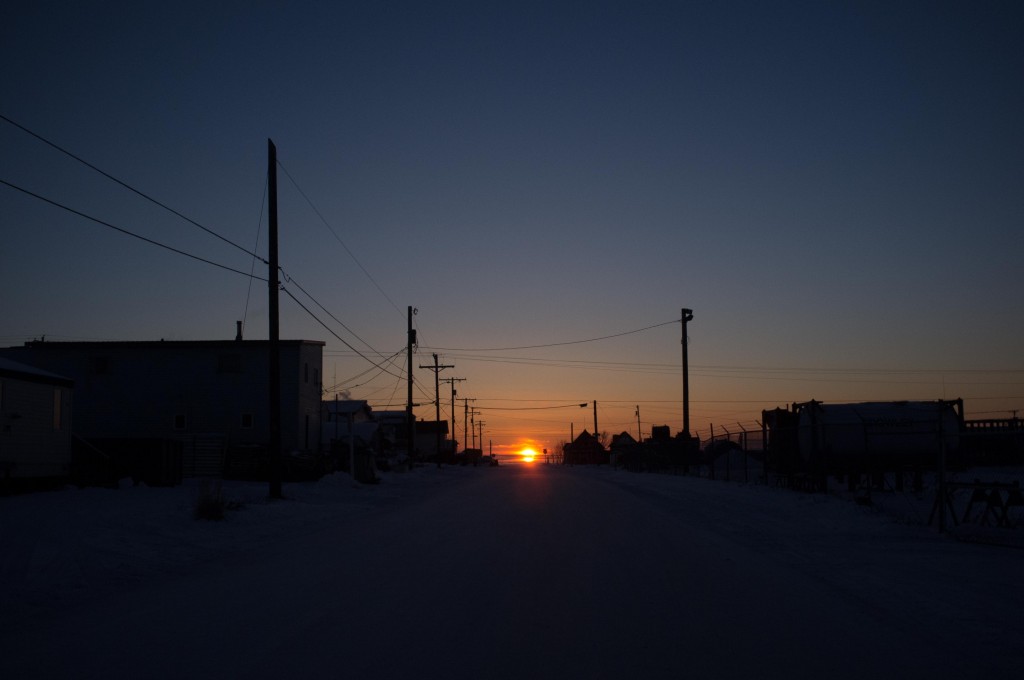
[563,429,608,465]
[0,339,323,480]
[322,399,378,452]
[0,357,73,485]
[372,410,409,460]
[609,431,641,468]
[415,419,451,461]
[322,399,382,481]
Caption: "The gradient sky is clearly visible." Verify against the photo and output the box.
[3,1,1022,459]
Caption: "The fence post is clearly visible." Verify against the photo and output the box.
[938,408,947,533]
[738,422,748,483]
[722,426,732,481]
[708,423,715,479]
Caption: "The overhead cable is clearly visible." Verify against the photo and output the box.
[475,403,590,411]
[1,178,262,280]
[281,287,404,380]
[242,172,268,334]
[0,113,266,263]
[423,318,680,352]
[280,268,399,367]
[276,159,404,318]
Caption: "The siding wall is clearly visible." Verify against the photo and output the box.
[0,342,323,464]
[0,377,72,478]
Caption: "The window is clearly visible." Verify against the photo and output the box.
[174,414,186,430]
[241,413,254,429]
[53,389,62,430]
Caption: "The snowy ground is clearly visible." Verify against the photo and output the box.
[2,464,1021,678]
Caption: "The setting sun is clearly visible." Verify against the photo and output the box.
[519,447,538,463]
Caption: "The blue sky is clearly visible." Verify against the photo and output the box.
[2,1,1022,454]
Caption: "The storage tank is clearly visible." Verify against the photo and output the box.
[797,401,960,462]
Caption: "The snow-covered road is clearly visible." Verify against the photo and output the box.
[3,465,1021,678]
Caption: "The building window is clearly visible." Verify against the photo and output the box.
[174,414,186,430]
[241,413,254,429]
[53,389,62,430]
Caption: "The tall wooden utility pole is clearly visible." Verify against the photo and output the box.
[267,139,283,499]
[593,400,598,438]
[681,308,694,436]
[420,353,453,466]
[441,377,465,452]
[407,306,416,463]
[463,397,475,450]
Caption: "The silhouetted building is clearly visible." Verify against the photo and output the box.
[609,431,641,468]
[322,399,377,452]
[415,419,451,460]
[0,340,323,480]
[563,429,608,465]
[650,425,672,442]
[0,357,73,484]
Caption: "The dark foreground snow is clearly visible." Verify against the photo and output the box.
[2,465,1021,678]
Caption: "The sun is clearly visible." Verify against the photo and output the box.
[519,447,538,463]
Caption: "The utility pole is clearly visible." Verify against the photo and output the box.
[420,353,453,466]
[441,377,465,453]
[267,139,283,500]
[681,308,694,436]
[593,400,598,438]
[407,306,416,463]
[478,421,486,454]
[463,398,476,450]
[470,408,478,448]
[636,405,641,441]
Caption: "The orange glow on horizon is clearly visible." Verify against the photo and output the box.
[519,447,538,463]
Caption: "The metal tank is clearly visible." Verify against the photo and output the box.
[796,400,961,463]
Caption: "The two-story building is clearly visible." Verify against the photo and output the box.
[0,339,324,481]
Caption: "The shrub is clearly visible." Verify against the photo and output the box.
[194,480,226,520]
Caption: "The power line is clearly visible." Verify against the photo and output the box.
[276,158,404,318]
[0,113,266,263]
[5,171,407,384]
[280,268,400,365]
[1,178,263,280]
[475,403,590,411]
[280,287,404,380]
[449,352,1024,376]
[242,172,268,334]
[324,349,406,392]
[422,318,680,352]
[331,353,405,386]
[3,115,406,371]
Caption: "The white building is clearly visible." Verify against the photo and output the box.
[0,357,73,483]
